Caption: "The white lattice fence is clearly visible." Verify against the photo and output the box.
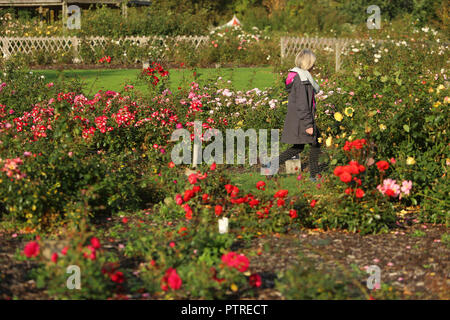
[281,37,363,72]
[281,36,448,72]
[0,36,210,62]
[1,37,76,57]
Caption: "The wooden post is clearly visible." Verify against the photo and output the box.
[122,2,128,19]
[280,37,285,61]
[38,6,43,28]
[62,1,67,31]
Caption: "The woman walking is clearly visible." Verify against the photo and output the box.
[264,49,323,181]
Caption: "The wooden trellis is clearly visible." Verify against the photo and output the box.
[0,35,210,62]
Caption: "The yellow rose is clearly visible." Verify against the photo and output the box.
[344,107,354,117]
[318,137,323,143]
[334,112,343,122]
[428,87,434,93]
[406,157,416,165]
[433,101,441,108]
[325,136,332,147]
[379,124,387,131]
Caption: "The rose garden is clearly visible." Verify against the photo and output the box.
[0,1,448,300]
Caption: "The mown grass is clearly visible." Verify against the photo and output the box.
[34,67,279,94]
[230,168,328,198]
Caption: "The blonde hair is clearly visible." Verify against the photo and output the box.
[295,49,316,70]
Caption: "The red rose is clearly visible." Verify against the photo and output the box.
[231,186,239,197]
[83,245,96,260]
[61,246,68,256]
[349,161,360,174]
[386,189,396,197]
[168,161,175,168]
[24,241,40,258]
[90,237,101,249]
[289,209,298,219]
[222,252,248,272]
[215,205,223,216]
[376,160,389,172]
[256,181,266,191]
[339,172,352,183]
[355,188,365,198]
[178,227,188,236]
[161,268,182,291]
[310,199,317,208]
[175,194,183,205]
[183,204,193,219]
[110,271,125,284]
[225,184,233,193]
[222,252,249,272]
[249,274,262,288]
[345,187,353,195]
[188,173,198,185]
[334,166,344,176]
[210,163,216,171]
[183,189,195,202]
[51,252,58,263]
[234,254,249,272]
[274,190,288,198]
[249,199,259,208]
[277,199,285,207]
[202,193,209,202]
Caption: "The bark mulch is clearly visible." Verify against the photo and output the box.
[1,221,448,300]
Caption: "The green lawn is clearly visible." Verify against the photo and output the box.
[35,67,279,95]
[231,170,324,199]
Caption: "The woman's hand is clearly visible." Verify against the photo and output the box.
[306,128,314,135]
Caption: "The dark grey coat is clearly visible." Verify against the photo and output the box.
[280,74,318,145]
